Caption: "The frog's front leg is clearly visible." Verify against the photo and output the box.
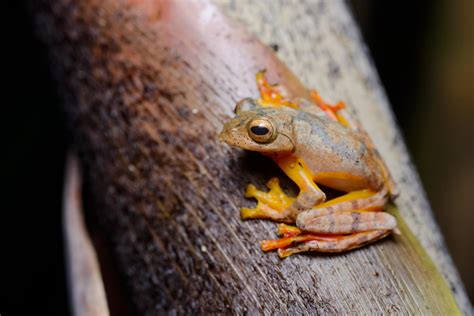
[275,155,326,219]
[241,155,325,222]
[241,177,294,222]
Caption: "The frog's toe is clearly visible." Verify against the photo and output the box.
[244,183,259,199]
[265,177,282,191]
[240,204,282,220]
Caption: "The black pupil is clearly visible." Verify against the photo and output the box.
[250,125,269,135]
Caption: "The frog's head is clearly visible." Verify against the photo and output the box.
[219,98,295,154]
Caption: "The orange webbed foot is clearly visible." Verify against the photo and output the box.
[310,89,350,127]
[256,70,300,109]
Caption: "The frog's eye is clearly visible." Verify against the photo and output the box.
[234,98,257,114]
[248,118,276,143]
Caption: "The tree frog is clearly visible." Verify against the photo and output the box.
[219,71,398,258]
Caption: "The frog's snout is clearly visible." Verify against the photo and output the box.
[218,121,238,146]
[218,128,228,143]
[218,116,250,149]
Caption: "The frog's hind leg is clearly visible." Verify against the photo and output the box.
[296,188,396,234]
[255,70,300,109]
[310,90,348,125]
[260,188,397,257]
[277,230,391,258]
[297,210,397,235]
[260,224,391,257]
[295,188,391,231]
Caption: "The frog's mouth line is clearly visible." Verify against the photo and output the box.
[280,132,296,153]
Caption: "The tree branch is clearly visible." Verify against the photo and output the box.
[34,0,471,313]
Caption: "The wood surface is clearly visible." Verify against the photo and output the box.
[33,0,472,314]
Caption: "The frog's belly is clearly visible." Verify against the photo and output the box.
[313,170,374,192]
[302,152,384,192]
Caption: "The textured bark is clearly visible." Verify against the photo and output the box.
[35,0,472,314]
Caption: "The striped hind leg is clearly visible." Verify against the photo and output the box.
[277,230,392,258]
[261,224,393,258]
[295,188,396,234]
[260,188,397,257]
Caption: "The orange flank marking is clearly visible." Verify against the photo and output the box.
[313,171,368,191]
[256,71,300,109]
[315,189,376,209]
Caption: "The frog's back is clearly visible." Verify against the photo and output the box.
[293,113,385,192]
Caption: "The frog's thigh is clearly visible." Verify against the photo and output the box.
[278,230,391,258]
[296,188,388,227]
[297,211,397,234]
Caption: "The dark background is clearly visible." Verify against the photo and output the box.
[2,0,472,314]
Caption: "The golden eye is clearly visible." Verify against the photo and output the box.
[248,118,275,143]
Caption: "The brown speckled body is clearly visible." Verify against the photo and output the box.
[291,109,385,192]
[220,104,385,192]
